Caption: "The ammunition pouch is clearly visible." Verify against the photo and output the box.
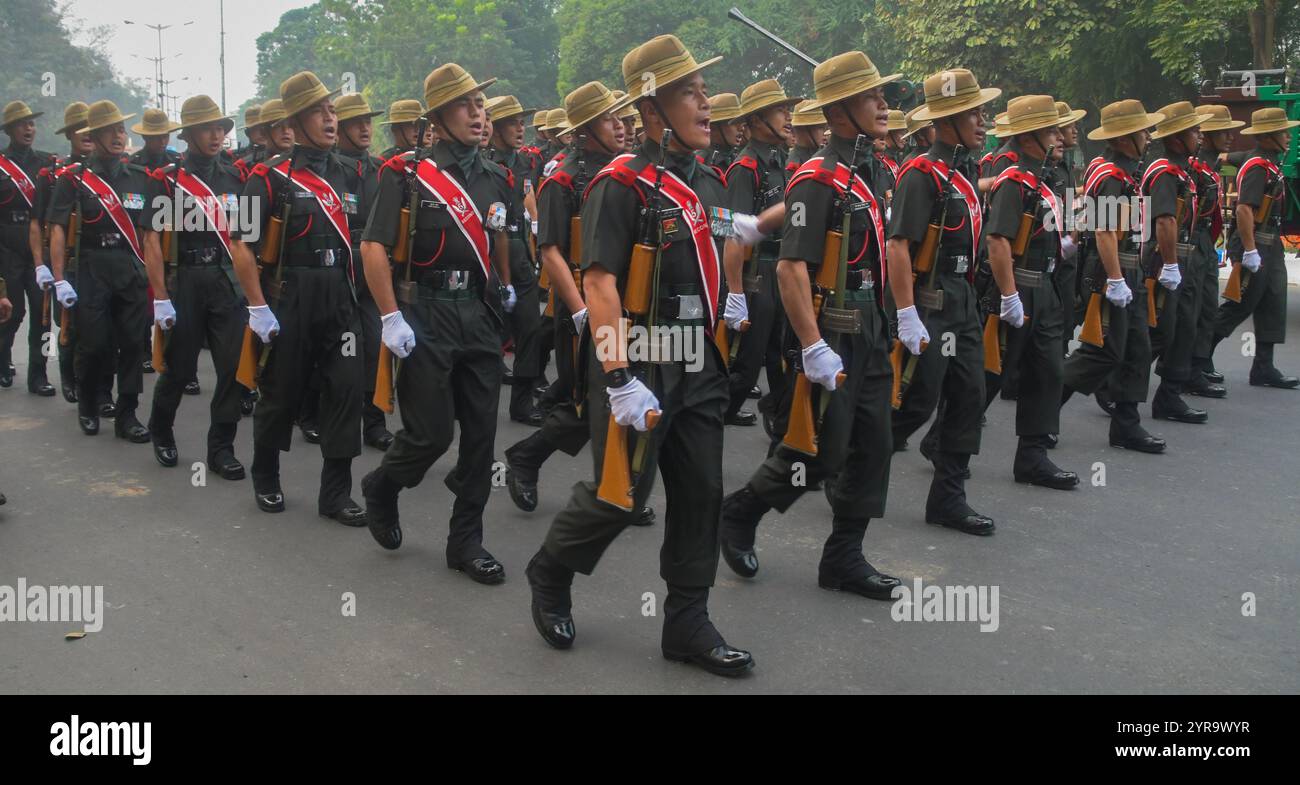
[1255,230,1279,247]
[818,305,862,334]
[916,287,944,311]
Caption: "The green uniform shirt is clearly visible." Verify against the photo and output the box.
[780,133,880,277]
[48,154,153,235]
[536,145,614,258]
[887,139,977,261]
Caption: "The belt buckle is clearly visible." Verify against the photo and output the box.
[11,210,29,224]
[200,247,219,264]
[860,269,874,290]
[952,256,969,274]
[676,294,704,320]
[320,249,336,267]
[447,269,469,290]
[1046,257,1056,274]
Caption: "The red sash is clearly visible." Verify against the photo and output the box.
[1083,161,1134,198]
[0,152,36,207]
[412,158,492,280]
[897,156,982,255]
[168,166,235,260]
[74,165,145,264]
[1140,158,1196,232]
[1236,155,1282,197]
[876,152,900,180]
[270,158,353,271]
[1188,157,1223,240]
[787,156,887,290]
[994,165,1064,241]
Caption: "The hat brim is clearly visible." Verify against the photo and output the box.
[910,87,1002,122]
[3,111,43,128]
[80,113,137,134]
[1151,112,1213,140]
[1241,119,1300,135]
[710,109,743,123]
[1087,112,1166,140]
[992,116,1061,139]
[1200,119,1246,132]
[176,115,237,134]
[487,105,537,123]
[739,95,803,119]
[379,116,423,126]
[803,72,903,113]
[900,120,933,141]
[623,55,723,104]
[131,121,183,135]
[55,120,87,135]
[1055,108,1087,128]
[425,78,499,116]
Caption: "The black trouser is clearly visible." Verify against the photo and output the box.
[148,263,245,456]
[1214,236,1287,347]
[1190,228,1221,374]
[506,300,591,480]
[251,266,362,507]
[1150,245,1202,406]
[0,234,48,380]
[748,292,892,521]
[73,249,149,416]
[543,325,727,586]
[1063,265,1151,436]
[380,289,502,562]
[727,254,787,417]
[994,272,1064,438]
[51,265,111,400]
[354,268,388,437]
[506,239,542,417]
[1055,255,1078,356]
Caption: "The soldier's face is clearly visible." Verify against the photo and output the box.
[6,118,36,146]
[496,115,525,149]
[917,126,936,148]
[481,117,492,147]
[188,122,226,156]
[269,122,294,152]
[1062,122,1078,148]
[440,91,486,147]
[621,118,635,149]
[1039,125,1063,155]
[393,122,417,149]
[655,73,711,151]
[1179,127,1202,153]
[1273,130,1291,154]
[297,98,337,148]
[94,124,127,156]
[951,107,984,150]
[1206,129,1233,153]
[839,88,889,139]
[68,130,92,155]
[756,105,793,145]
[342,117,372,149]
[144,134,168,153]
[587,112,624,153]
[248,126,269,146]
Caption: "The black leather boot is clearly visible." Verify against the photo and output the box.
[319,458,365,526]
[526,549,576,649]
[718,485,769,578]
[661,585,753,678]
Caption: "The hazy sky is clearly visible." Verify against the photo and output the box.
[63,0,316,116]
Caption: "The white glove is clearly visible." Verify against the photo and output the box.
[571,307,587,335]
[54,280,77,308]
[523,208,532,224]
[502,284,517,313]
[35,265,54,289]
[1105,277,1133,307]
[1242,248,1262,273]
[724,292,748,331]
[380,310,416,359]
[732,213,764,245]
[248,304,279,343]
[1060,235,1078,260]
[153,299,176,330]
[999,292,1026,328]
[607,376,661,432]
[895,305,930,355]
[1158,263,1181,291]
[802,339,844,391]
[531,220,539,236]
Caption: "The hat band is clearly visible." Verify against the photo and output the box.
[924,84,986,110]
[1006,109,1059,127]
[817,68,881,101]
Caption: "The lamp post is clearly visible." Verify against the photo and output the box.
[123,19,193,107]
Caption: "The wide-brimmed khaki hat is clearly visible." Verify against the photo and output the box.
[1198,104,1245,132]
[1241,106,1300,136]
[900,105,932,141]
[56,102,89,136]
[563,82,633,132]
[791,99,827,128]
[78,100,136,134]
[620,34,721,104]
[2,101,42,128]
[335,93,383,123]
[738,79,801,118]
[485,95,533,123]
[804,50,901,112]
[1150,101,1212,140]
[612,91,638,120]
[911,69,1000,122]
[1055,101,1086,129]
[531,109,550,128]
[541,108,569,133]
[175,95,235,134]
[993,94,1061,138]
[280,71,342,119]
[380,99,425,126]
[1087,99,1165,141]
[709,93,742,123]
[258,99,289,126]
[886,109,907,132]
[423,63,497,116]
[240,103,262,132]
[131,107,180,136]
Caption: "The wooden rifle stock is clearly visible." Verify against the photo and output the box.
[373,344,395,414]
[41,287,51,328]
[814,229,842,290]
[596,409,660,511]
[1222,263,1243,302]
[890,339,928,410]
[1080,292,1104,347]
[624,242,655,315]
[235,325,259,390]
[152,322,167,374]
[983,313,1002,374]
[1228,187,1276,301]
[569,215,582,268]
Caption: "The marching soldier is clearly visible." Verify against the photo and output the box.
[540,109,571,177]
[232,104,264,160]
[47,100,153,442]
[529,109,550,150]
[334,93,394,450]
[1186,105,1240,397]
[257,99,294,158]
[0,101,57,395]
[876,109,905,199]
[613,92,638,153]
[721,79,801,428]
[704,93,743,175]
[787,100,826,169]
[228,72,367,522]
[719,50,903,600]
[900,106,934,163]
[503,81,655,526]
[378,99,426,160]
[1144,102,1212,423]
[524,35,754,676]
[485,94,544,425]
[1061,100,1168,453]
[886,69,1001,533]
[358,63,515,584]
[129,109,181,172]
[142,95,248,479]
[1050,101,1086,358]
[1209,107,1300,389]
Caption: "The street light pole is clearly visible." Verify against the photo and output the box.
[124,19,193,110]
[219,1,227,114]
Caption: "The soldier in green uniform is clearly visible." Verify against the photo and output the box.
[719,50,904,599]
[900,105,934,164]
[232,104,264,160]
[1050,101,1086,359]
[524,35,754,677]
[1186,105,1239,398]
[142,95,248,478]
[229,72,368,522]
[0,101,57,395]
[787,100,826,169]
[539,109,570,176]
[1061,100,1169,453]
[887,69,1002,533]
[129,109,181,172]
[47,100,154,441]
[378,100,426,161]
[257,99,294,158]
[612,92,638,154]
[358,63,516,585]
[529,109,551,150]
[1209,107,1300,389]
[704,93,743,176]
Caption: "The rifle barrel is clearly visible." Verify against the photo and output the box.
[727,7,820,68]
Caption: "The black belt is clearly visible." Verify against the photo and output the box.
[178,247,225,266]
[416,267,482,291]
[4,209,30,224]
[84,232,126,249]
[935,253,971,275]
[282,248,347,267]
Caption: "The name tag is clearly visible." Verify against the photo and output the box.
[122,193,145,210]
[294,191,315,200]
[342,192,358,214]
[761,185,782,204]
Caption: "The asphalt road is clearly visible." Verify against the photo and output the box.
[2,299,1298,694]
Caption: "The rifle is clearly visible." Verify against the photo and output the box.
[1223,167,1277,304]
[152,165,181,375]
[782,134,862,456]
[58,160,89,349]
[596,130,671,511]
[727,7,819,68]
[889,144,962,409]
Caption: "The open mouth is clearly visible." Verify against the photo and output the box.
[695,117,710,133]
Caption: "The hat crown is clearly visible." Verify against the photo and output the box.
[1157,101,1196,123]
[711,93,740,110]
[545,108,568,128]
[814,51,878,101]
[486,95,525,121]
[259,99,287,124]
[85,100,126,130]
[923,69,981,106]
[63,102,89,130]
[1100,99,1148,126]
[335,93,369,112]
[1203,104,1231,121]
[1252,107,1287,125]
[424,63,492,114]
[1006,94,1056,123]
[2,101,34,126]
[180,95,224,126]
[244,103,261,124]
[622,35,698,94]
[1055,101,1071,116]
[281,71,325,103]
[564,82,615,128]
[741,79,784,103]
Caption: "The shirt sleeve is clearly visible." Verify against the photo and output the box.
[887,167,934,243]
[580,176,637,278]
[779,177,832,268]
[726,162,757,215]
[360,165,404,248]
[46,176,75,228]
[1236,164,1267,209]
[536,178,572,252]
[229,169,273,243]
[141,175,169,234]
[1147,169,1178,219]
[985,178,1024,240]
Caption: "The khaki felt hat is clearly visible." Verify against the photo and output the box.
[175,95,235,134]
[1087,99,1165,141]
[258,99,288,126]
[620,34,722,104]
[541,108,569,133]
[78,100,136,134]
[1054,100,1086,129]
[791,99,827,128]
[910,69,1000,122]
[563,82,633,132]
[56,102,89,136]
[1240,106,1300,136]
[380,99,425,126]
[709,93,742,123]
[612,91,638,120]
[992,94,1061,138]
[2,100,43,128]
[484,95,534,123]
[423,63,497,116]
[1198,104,1245,132]
[804,50,901,112]
[335,93,383,123]
[531,109,550,128]
[1150,101,1212,140]
[738,79,801,118]
[886,109,907,132]
[280,71,342,119]
[900,105,932,141]
[131,107,181,136]
[242,103,262,129]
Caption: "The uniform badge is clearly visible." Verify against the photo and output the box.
[485,201,507,231]
[122,193,144,210]
[342,192,358,214]
[660,215,680,239]
[708,206,736,238]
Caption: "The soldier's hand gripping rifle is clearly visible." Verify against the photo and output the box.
[1223,167,1277,303]
[596,131,671,511]
[57,161,89,349]
[151,165,181,375]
